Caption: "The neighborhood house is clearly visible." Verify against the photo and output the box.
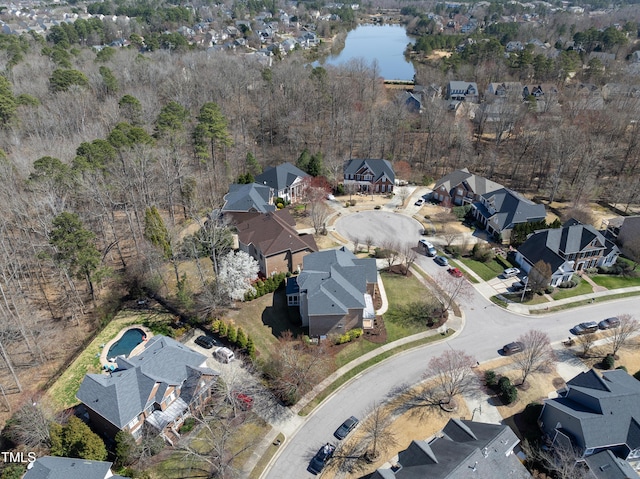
[24,456,130,479]
[343,159,395,194]
[254,162,308,204]
[432,168,503,207]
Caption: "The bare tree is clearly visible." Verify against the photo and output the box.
[351,236,360,255]
[427,349,477,405]
[522,439,592,479]
[381,240,400,271]
[309,201,330,235]
[364,236,373,254]
[512,330,556,385]
[2,402,58,449]
[396,186,409,206]
[359,402,397,462]
[607,314,640,357]
[399,242,418,276]
[529,260,553,294]
[576,332,597,358]
[437,271,472,313]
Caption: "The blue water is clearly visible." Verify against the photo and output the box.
[315,24,416,81]
[107,328,145,359]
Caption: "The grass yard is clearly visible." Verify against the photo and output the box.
[458,256,513,281]
[551,277,593,300]
[46,309,174,410]
[591,274,640,289]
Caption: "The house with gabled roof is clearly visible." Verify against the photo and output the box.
[24,456,130,479]
[254,162,308,203]
[222,183,276,214]
[515,219,619,285]
[432,168,504,207]
[446,81,479,102]
[235,209,317,276]
[538,369,640,470]
[343,159,395,194]
[77,335,218,444]
[371,419,531,479]
[286,247,378,337]
[473,188,546,243]
[585,450,640,479]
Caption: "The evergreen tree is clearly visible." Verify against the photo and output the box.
[50,416,107,461]
[236,327,248,349]
[246,336,256,359]
[143,206,172,259]
[227,324,237,344]
[245,151,262,176]
[296,148,311,172]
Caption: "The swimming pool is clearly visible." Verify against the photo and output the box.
[107,328,146,359]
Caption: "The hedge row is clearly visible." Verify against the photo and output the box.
[211,319,256,360]
[335,328,363,345]
[245,272,288,301]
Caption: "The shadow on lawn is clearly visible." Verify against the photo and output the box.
[261,287,305,339]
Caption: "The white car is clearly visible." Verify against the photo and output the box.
[503,267,520,278]
[415,198,424,206]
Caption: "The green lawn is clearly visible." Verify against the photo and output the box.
[46,309,174,409]
[458,256,512,281]
[591,274,640,289]
[551,277,593,300]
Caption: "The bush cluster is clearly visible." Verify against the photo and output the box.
[245,272,287,300]
[344,199,357,207]
[211,319,256,360]
[602,354,615,370]
[179,417,196,433]
[558,278,578,288]
[485,370,518,404]
[335,328,363,345]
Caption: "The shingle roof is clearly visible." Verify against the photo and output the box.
[517,230,568,272]
[373,419,531,479]
[541,369,640,452]
[222,183,275,213]
[295,247,377,317]
[77,336,215,430]
[584,450,640,479]
[254,162,308,192]
[475,188,546,231]
[433,169,503,198]
[235,209,318,257]
[343,159,395,183]
[24,456,128,479]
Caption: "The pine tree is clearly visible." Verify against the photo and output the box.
[236,327,248,349]
[246,336,256,360]
[227,324,237,344]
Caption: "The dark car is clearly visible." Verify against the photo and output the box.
[503,341,525,355]
[334,416,359,440]
[309,443,335,475]
[434,256,449,266]
[572,321,598,335]
[599,317,620,330]
[194,335,217,349]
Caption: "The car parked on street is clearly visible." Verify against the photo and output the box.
[503,267,520,278]
[447,267,463,278]
[418,239,437,257]
[308,443,335,475]
[599,317,620,330]
[195,335,218,349]
[572,322,599,335]
[434,256,449,266]
[334,416,359,440]
[502,341,524,355]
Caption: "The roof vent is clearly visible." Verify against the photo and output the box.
[600,464,611,471]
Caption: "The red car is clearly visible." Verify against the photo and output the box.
[233,392,253,410]
[447,267,463,278]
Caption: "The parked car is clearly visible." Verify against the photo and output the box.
[415,198,424,206]
[447,267,463,278]
[599,317,620,330]
[334,416,359,440]
[434,256,449,266]
[213,346,235,363]
[511,280,530,292]
[572,322,598,335]
[503,267,520,278]
[502,341,524,355]
[419,239,437,257]
[309,443,335,475]
[195,335,217,349]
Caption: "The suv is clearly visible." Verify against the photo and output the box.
[503,341,524,355]
[418,239,437,257]
[503,267,520,278]
[599,317,620,330]
[309,443,335,475]
[195,335,217,349]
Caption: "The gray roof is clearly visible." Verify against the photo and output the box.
[373,419,531,479]
[222,183,275,213]
[77,336,216,429]
[295,247,377,317]
[540,369,640,452]
[343,159,395,183]
[433,168,503,198]
[474,188,546,231]
[448,80,479,94]
[24,456,129,479]
[585,450,640,479]
[254,162,308,193]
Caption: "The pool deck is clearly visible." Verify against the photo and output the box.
[100,324,154,371]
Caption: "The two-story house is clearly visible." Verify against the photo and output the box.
[515,219,619,285]
[431,168,503,207]
[286,247,378,337]
[343,159,395,194]
[446,81,479,102]
[77,335,218,444]
[222,183,276,214]
[24,456,130,479]
[254,162,308,204]
[473,188,547,244]
[539,369,640,473]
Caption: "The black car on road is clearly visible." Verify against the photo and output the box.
[308,443,335,475]
[334,416,359,440]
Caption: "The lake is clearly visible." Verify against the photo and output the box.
[315,24,416,81]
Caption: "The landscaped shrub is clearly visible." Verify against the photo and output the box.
[246,337,256,360]
[335,333,351,345]
[348,328,363,340]
[236,327,248,349]
[374,247,391,258]
[349,199,357,206]
[616,365,628,372]
[335,184,345,195]
[558,278,578,288]
[522,402,543,425]
[245,272,287,300]
[603,354,615,370]
[471,243,494,263]
[345,202,350,208]
[335,328,363,345]
[179,417,196,434]
[218,321,228,338]
[544,286,554,294]
[484,370,497,388]
[498,376,512,392]
[211,319,221,332]
[502,385,518,404]
[227,324,237,344]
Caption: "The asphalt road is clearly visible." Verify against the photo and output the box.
[262,210,640,479]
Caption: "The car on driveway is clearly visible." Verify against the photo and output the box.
[502,341,524,355]
[599,317,620,330]
[503,267,520,278]
[434,256,449,266]
[308,443,335,475]
[511,280,530,292]
[195,335,218,349]
[572,321,598,335]
[334,416,359,440]
[415,198,424,206]
[447,267,463,278]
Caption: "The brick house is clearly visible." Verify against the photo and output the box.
[343,159,395,194]
[431,168,503,207]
